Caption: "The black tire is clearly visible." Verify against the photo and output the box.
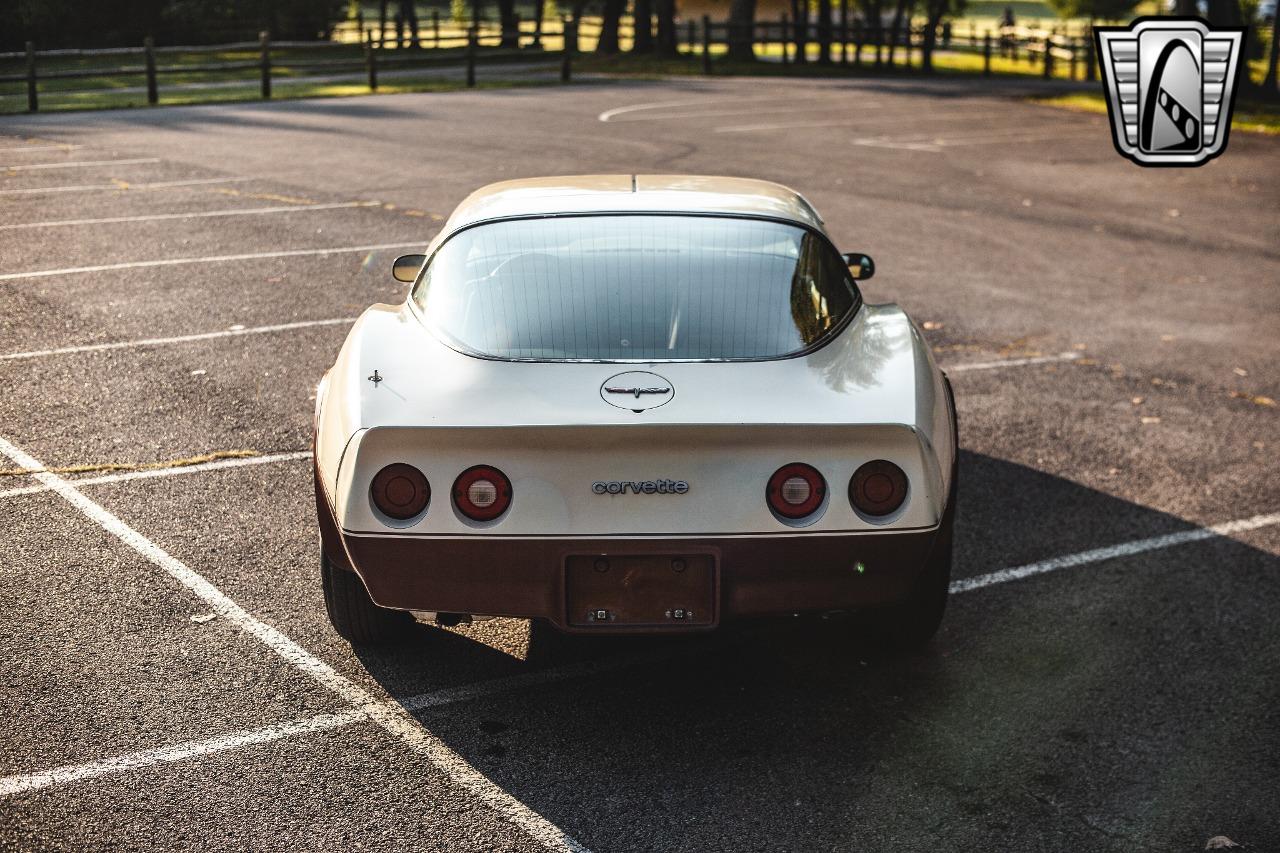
[321,549,412,645]
[860,495,953,651]
[860,376,958,651]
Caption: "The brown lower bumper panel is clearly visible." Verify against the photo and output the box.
[337,527,939,634]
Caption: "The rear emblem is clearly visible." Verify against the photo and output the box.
[600,371,674,412]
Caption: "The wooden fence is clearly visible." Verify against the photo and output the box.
[700,18,1097,81]
[0,20,580,113]
[3,15,1107,113]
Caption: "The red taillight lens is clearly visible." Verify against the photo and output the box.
[370,463,430,520]
[766,463,826,519]
[453,465,512,521]
[849,460,908,518]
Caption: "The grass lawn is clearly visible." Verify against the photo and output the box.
[578,43,1095,83]
[0,65,560,113]
[1031,91,1280,135]
[3,14,1275,118]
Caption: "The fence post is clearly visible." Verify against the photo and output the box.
[854,20,862,66]
[983,31,991,76]
[781,14,790,64]
[467,24,478,87]
[1069,39,1077,80]
[560,16,573,82]
[24,41,37,113]
[1085,28,1096,81]
[365,31,378,90]
[702,15,712,74]
[1042,33,1052,78]
[259,31,271,99]
[143,36,158,105]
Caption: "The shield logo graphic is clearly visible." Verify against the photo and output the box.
[1095,17,1246,166]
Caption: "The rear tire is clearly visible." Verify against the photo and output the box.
[861,502,953,651]
[321,548,412,645]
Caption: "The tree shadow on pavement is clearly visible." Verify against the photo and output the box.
[354,449,1280,853]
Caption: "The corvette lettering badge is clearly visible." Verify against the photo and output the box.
[593,480,690,495]
[1095,17,1245,167]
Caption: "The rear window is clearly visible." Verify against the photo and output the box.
[411,214,858,361]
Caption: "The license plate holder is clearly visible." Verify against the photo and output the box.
[564,552,718,629]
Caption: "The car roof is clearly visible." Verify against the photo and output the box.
[439,175,826,235]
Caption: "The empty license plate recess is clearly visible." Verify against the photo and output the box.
[565,553,717,628]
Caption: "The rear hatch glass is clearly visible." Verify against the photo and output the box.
[412,214,858,361]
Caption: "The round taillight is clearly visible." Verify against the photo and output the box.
[849,460,908,518]
[766,463,826,519]
[370,463,430,520]
[453,465,512,521]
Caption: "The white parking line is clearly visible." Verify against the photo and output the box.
[951,512,1280,593]
[850,128,1097,153]
[1,506,1274,799]
[598,95,836,122]
[611,104,861,123]
[0,451,311,500]
[0,144,84,153]
[0,177,250,196]
[598,97,744,121]
[0,242,423,282]
[946,352,1081,372]
[0,650,669,798]
[0,709,367,797]
[0,433,589,853]
[0,318,355,361]
[3,157,160,171]
[713,110,1009,134]
[0,201,380,231]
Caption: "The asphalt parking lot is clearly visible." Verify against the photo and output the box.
[1,76,1278,852]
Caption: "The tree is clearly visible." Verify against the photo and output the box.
[596,0,626,52]
[655,0,679,55]
[1045,0,1139,21]
[1,0,347,49]
[920,0,965,71]
[1208,0,1270,93]
[495,0,520,46]
[886,0,910,66]
[1265,12,1279,92]
[791,0,810,62]
[727,0,758,59]
[858,0,886,66]
[394,0,419,47]
[531,0,546,46]
[817,0,833,62]
[633,0,655,51]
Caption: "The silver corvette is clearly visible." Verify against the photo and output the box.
[314,175,957,648]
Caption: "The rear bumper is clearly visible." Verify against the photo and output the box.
[345,529,937,632]
[319,471,939,632]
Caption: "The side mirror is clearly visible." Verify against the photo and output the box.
[392,253,426,283]
[842,252,875,281]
